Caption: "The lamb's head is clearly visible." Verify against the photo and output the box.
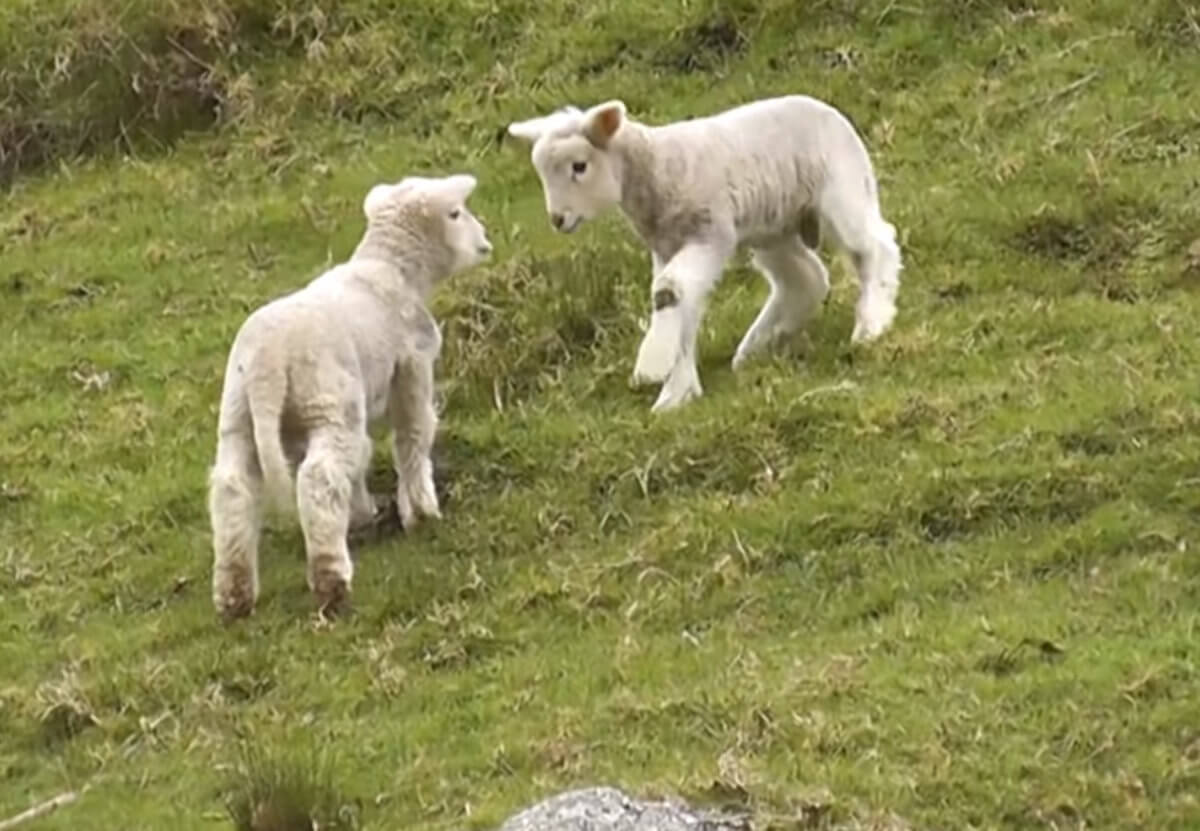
[362,173,493,277]
[507,100,627,234]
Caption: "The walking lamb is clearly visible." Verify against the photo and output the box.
[507,94,903,412]
[207,174,493,619]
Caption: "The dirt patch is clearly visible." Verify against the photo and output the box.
[1056,430,1119,457]
[978,637,1066,677]
[0,13,256,184]
[408,623,509,671]
[931,0,1045,28]
[654,14,748,72]
[1187,238,1200,279]
[578,40,638,77]
[1012,213,1096,261]
[935,281,973,302]
[1116,118,1200,165]
[916,471,1115,543]
[1137,0,1200,52]
[1008,195,1163,301]
[37,701,98,747]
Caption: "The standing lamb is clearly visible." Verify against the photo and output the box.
[207,174,493,619]
[507,95,903,412]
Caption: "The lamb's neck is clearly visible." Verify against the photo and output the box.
[612,123,664,244]
[350,226,448,302]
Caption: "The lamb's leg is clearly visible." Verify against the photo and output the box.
[632,242,731,411]
[652,331,704,412]
[295,427,359,612]
[848,221,901,343]
[348,433,378,531]
[820,188,902,343]
[650,250,665,280]
[733,235,831,370]
[389,356,440,531]
[631,250,673,386]
[209,427,264,620]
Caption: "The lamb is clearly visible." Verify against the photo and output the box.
[207,173,493,619]
[507,94,903,412]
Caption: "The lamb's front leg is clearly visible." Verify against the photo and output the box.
[631,250,674,387]
[631,241,731,412]
[389,356,441,532]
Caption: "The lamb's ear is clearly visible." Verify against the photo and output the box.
[507,107,582,144]
[507,115,554,144]
[582,100,626,148]
[363,183,396,219]
[438,174,478,204]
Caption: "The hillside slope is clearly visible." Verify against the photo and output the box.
[3,1,1200,828]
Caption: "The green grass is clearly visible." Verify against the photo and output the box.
[3,0,1200,828]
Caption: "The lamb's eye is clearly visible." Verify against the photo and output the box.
[571,161,588,175]
[449,209,461,220]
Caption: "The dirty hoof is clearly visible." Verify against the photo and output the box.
[311,572,351,617]
[215,594,255,622]
[347,494,402,545]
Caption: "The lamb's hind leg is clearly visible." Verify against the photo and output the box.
[295,427,361,612]
[348,433,378,531]
[732,234,831,370]
[209,427,264,620]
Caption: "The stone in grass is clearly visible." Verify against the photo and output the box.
[496,787,751,831]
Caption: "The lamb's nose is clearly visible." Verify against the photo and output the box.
[551,213,565,230]
[478,242,493,255]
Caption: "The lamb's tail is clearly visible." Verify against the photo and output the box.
[246,367,293,517]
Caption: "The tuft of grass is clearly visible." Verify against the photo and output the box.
[222,739,359,831]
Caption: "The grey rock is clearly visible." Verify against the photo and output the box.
[497,787,751,831]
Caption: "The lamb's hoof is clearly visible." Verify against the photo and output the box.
[312,573,351,617]
[213,567,257,621]
[732,324,773,371]
[651,389,699,413]
[632,362,675,387]
[651,375,702,413]
[850,307,895,344]
[631,366,672,388]
[397,481,440,532]
[348,500,382,532]
[788,329,815,356]
[214,593,255,621]
[731,346,757,372]
[632,337,678,388]
[400,503,440,533]
[850,324,882,344]
[412,484,441,524]
[348,494,402,543]
[735,329,811,369]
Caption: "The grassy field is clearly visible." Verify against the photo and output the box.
[3,0,1200,828]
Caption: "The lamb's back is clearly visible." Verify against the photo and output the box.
[653,95,866,242]
[226,264,397,426]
